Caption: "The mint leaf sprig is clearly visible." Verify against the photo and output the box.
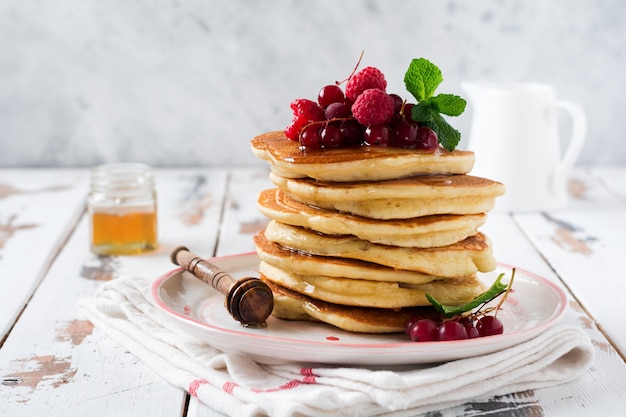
[426,269,516,319]
[404,58,466,151]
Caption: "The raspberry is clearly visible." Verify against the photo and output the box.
[345,67,387,102]
[351,89,394,126]
[284,115,307,141]
[286,98,326,141]
[290,99,325,122]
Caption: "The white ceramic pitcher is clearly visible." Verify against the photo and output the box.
[462,82,587,212]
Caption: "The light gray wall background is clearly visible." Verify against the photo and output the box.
[1,0,624,168]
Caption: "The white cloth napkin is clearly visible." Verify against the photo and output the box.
[77,276,593,417]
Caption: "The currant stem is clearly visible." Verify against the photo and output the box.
[336,50,365,86]
[399,99,409,122]
[494,268,516,318]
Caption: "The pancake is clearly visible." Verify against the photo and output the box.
[270,172,506,219]
[305,196,496,219]
[251,131,475,182]
[257,188,486,248]
[263,220,497,277]
[259,261,485,309]
[263,277,441,333]
[270,172,505,202]
[254,232,448,284]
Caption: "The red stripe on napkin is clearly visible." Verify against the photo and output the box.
[189,379,209,397]
[223,381,239,394]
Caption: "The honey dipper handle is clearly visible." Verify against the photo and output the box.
[170,246,274,326]
[171,246,234,295]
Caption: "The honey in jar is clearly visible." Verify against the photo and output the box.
[88,163,158,255]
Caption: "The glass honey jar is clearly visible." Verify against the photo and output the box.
[88,163,158,255]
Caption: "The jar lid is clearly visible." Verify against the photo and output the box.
[90,163,154,195]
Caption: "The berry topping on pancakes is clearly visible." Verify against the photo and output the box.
[352,88,395,126]
[284,54,467,152]
[345,66,387,102]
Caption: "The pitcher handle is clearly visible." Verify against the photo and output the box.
[552,100,587,194]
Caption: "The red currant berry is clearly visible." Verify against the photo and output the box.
[393,122,418,148]
[364,125,393,146]
[466,325,480,339]
[476,316,504,337]
[437,321,468,341]
[390,93,403,114]
[300,124,322,148]
[402,103,415,122]
[325,102,352,119]
[320,125,342,148]
[458,318,480,339]
[406,316,419,334]
[339,120,365,146]
[318,85,345,108]
[416,127,439,151]
[457,316,473,326]
[408,319,439,342]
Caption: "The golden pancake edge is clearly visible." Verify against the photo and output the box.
[263,220,497,278]
[270,172,505,219]
[259,261,485,309]
[263,277,442,333]
[253,232,450,284]
[257,188,486,247]
[251,131,476,182]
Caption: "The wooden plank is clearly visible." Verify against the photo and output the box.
[0,215,186,417]
[510,167,626,355]
[589,166,626,202]
[568,166,626,209]
[215,168,272,257]
[0,169,228,417]
[188,168,271,417]
[513,209,626,355]
[479,212,626,416]
[0,169,87,340]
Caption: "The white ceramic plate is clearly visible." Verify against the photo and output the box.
[151,253,567,365]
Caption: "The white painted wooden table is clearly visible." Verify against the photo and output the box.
[1,167,625,416]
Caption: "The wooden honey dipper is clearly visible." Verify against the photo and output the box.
[170,246,274,327]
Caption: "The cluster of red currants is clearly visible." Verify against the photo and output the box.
[405,315,504,342]
[284,67,439,150]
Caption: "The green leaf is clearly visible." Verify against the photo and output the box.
[410,101,436,123]
[428,94,467,117]
[426,273,509,318]
[411,106,462,153]
[421,113,462,152]
[403,57,467,151]
[403,58,443,102]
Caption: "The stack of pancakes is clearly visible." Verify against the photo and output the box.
[251,131,505,333]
